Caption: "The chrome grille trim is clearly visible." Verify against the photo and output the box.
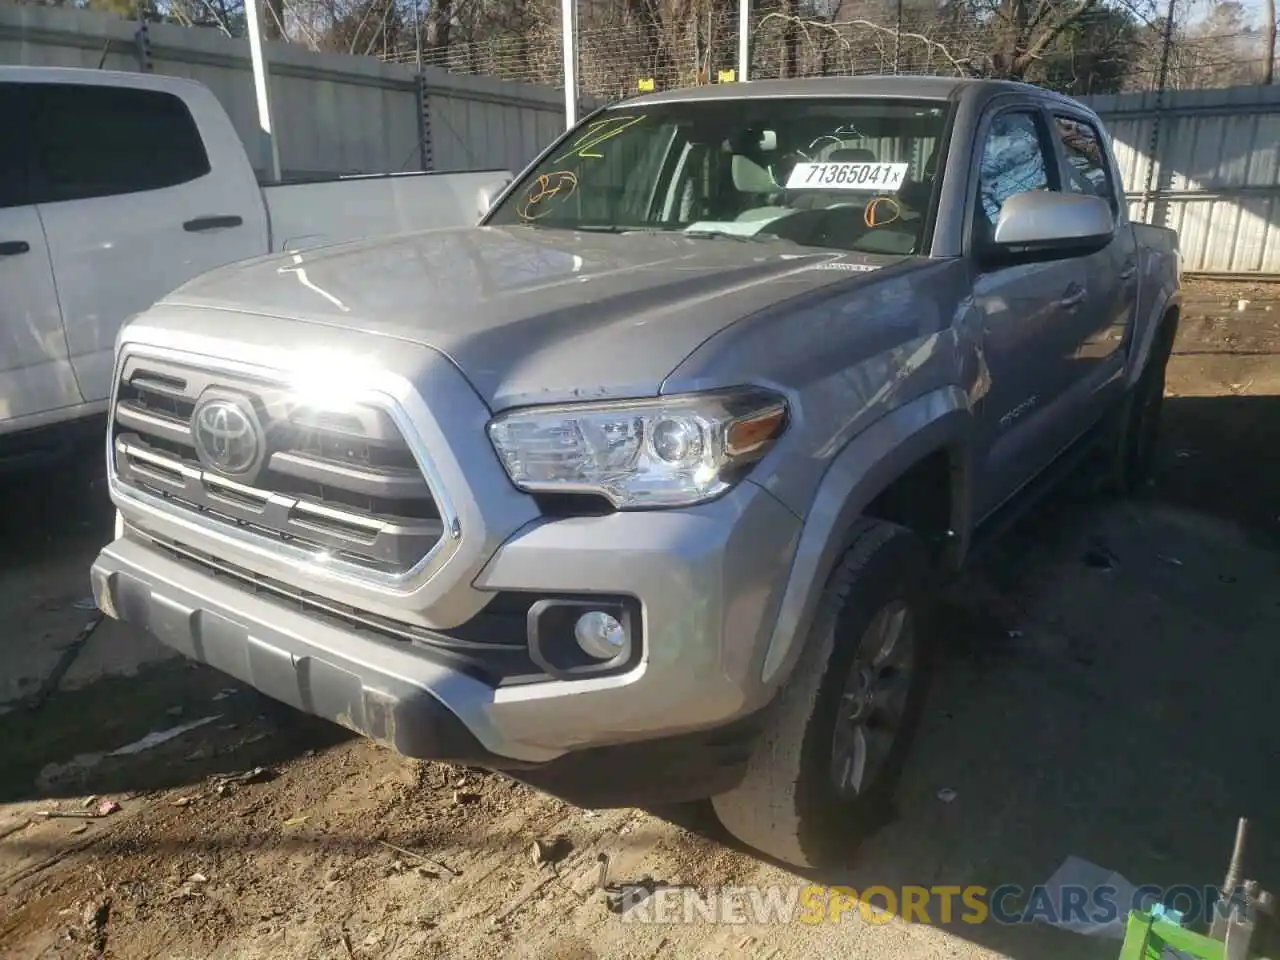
[268,450,432,500]
[106,345,463,593]
[115,400,194,444]
[116,436,444,570]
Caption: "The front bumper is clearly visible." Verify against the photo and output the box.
[91,480,801,767]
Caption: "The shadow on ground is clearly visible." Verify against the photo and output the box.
[3,389,1279,960]
[0,439,344,803]
[1156,395,1280,547]
[0,659,351,804]
[0,436,112,576]
[654,392,1280,960]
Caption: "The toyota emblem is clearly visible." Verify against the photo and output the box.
[191,395,264,478]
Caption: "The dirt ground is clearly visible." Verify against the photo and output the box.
[2,277,1279,960]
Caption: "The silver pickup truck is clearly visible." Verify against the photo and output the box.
[91,76,1180,868]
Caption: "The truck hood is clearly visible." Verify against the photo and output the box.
[164,224,912,409]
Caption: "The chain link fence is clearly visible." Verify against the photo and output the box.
[27,0,1273,103]
[370,0,1277,104]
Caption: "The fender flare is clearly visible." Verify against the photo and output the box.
[1126,280,1182,389]
[758,386,973,688]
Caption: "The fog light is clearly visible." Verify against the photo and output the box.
[527,597,638,679]
[574,610,628,660]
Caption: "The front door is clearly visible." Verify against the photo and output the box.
[968,106,1113,520]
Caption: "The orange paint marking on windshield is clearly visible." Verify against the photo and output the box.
[864,196,902,228]
[516,170,579,221]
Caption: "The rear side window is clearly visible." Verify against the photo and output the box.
[29,83,211,204]
[0,83,31,209]
[1052,115,1116,212]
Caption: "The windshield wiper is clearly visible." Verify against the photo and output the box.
[571,225,673,235]
[683,229,792,244]
[516,223,637,234]
[523,224,791,243]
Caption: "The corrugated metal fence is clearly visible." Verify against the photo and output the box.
[421,68,592,175]
[1083,84,1280,275]
[0,4,574,182]
[4,7,1277,276]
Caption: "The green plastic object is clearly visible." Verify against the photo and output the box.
[1118,910,1225,960]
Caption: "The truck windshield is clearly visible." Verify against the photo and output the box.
[487,97,952,256]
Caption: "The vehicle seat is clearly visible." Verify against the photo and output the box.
[827,147,877,164]
[732,154,791,222]
[900,144,940,212]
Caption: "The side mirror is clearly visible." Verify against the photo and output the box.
[478,178,513,220]
[989,191,1114,259]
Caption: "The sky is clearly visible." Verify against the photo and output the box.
[1179,0,1269,29]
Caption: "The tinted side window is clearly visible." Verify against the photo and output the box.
[977,111,1055,230]
[0,84,32,209]
[1053,115,1115,212]
[30,84,211,205]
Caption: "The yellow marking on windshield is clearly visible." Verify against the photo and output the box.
[553,115,645,162]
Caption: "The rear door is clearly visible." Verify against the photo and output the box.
[29,79,267,406]
[0,81,83,434]
[1045,109,1135,424]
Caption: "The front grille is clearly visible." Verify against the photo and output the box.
[111,356,443,575]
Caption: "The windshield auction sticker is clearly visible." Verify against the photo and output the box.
[786,161,909,191]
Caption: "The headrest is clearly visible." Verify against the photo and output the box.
[827,147,876,163]
[731,154,778,193]
[924,145,940,177]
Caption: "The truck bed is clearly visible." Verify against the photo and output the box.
[262,168,513,253]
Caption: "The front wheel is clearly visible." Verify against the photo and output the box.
[711,519,933,868]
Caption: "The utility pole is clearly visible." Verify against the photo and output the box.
[414,0,423,71]
[1266,0,1276,84]
[244,0,281,181]
[738,0,749,81]
[893,0,903,74]
[1141,0,1176,225]
[561,0,577,128]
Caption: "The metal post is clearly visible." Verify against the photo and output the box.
[738,0,749,82]
[561,0,577,129]
[244,0,281,182]
[417,72,433,172]
[413,0,422,71]
[893,0,902,74]
[1141,0,1176,224]
[133,18,154,73]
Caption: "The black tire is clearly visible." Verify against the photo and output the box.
[1109,320,1177,495]
[711,519,933,868]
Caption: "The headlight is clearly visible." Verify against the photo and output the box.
[487,388,788,509]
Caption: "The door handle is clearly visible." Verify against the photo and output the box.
[183,215,243,232]
[0,240,30,256]
[1057,287,1087,309]
[1119,262,1137,280]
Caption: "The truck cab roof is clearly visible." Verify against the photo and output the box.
[0,63,205,93]
[621,74,1102,117]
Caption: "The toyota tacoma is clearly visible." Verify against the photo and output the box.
[91,76,1180,868]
